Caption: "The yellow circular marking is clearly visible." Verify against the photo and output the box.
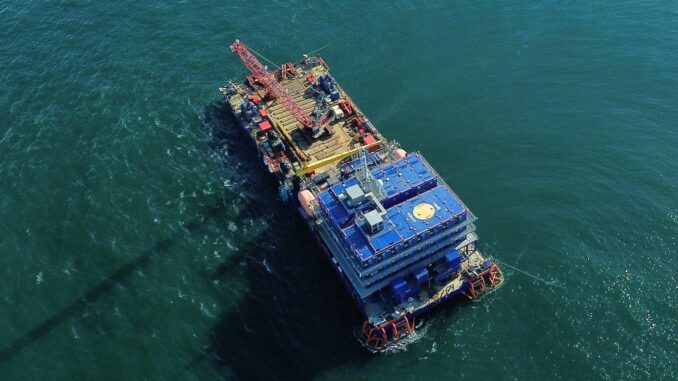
[413,203,435,220]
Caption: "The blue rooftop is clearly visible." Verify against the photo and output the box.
[343,184,465,260]
[318,153,467,263]
[371,153,437,208]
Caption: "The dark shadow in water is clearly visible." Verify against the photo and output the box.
[0,102,252,368]
[0,99,374,378]
[188,102,373,381]
[204,230,372,381]
[0,201,236,367]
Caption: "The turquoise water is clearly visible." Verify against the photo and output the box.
[1,1,676,379]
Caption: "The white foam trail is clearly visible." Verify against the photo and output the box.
[262,259,273,274]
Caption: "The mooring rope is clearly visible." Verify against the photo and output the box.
[247,45,279,68]
[494,258,560,287]
[306,43,328,56]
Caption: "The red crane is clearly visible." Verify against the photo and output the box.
[230,40,314,129]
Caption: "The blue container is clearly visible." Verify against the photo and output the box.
[445,249,462,268]
[261,141,274,156]
[434,269,454,285]
[391,278,419,304]
[319,74,337,93]
[432,249,462,285]
[391,278,407,294]
[414,268,430,284]
[330,89,340,101]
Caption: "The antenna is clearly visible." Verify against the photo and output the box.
[357,147,386,200]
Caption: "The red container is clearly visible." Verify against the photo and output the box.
[248,95,261,105]
[362,134,376,145]
[259,120,272,133]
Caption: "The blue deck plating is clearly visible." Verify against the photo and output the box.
[371,153,438,208]
[316,152,476,299]
[342,185,466,260]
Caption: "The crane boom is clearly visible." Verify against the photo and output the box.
[230,40,313,128]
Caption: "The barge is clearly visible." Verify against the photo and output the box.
[220,40,503,350]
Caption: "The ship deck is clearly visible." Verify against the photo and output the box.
[249,64,378,175]
[267,78,356,162]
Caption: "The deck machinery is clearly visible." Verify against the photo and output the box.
[221,40,503,350]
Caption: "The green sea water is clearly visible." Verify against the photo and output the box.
[1,1,676,380]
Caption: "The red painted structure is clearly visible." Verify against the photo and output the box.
[230,40,313,129]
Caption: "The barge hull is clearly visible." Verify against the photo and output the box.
[221,40,503,350]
